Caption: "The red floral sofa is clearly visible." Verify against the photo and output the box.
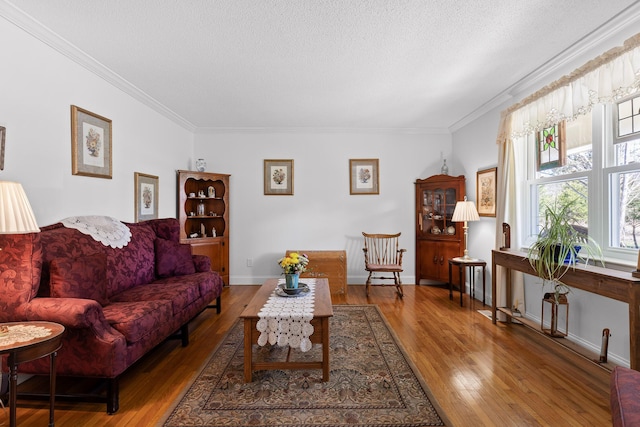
[0,217,223,414]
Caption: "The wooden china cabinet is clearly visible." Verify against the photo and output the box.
[177,170,230,285]
[415,174,465,285]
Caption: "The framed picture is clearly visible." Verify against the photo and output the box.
[349,159,379,195]
[476,167,497,217]
[134,172,159,222]
[536,121,566,171]
[264,159,294,195]
[71,105,112,179]
[0,126,5,171]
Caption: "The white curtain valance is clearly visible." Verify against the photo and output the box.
[498,33,640,143]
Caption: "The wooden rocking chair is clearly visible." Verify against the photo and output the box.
[362,232,406,297]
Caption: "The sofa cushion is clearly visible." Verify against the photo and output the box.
[155,238,195,278]
[111,277,205,316]
[50,253,109,306]
[102,300,173,344]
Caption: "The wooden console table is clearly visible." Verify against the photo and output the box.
[491,249,640,370]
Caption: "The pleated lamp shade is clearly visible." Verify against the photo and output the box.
[0,181,40,233]
[452,197,480,222]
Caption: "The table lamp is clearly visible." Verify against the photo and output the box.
[0,181,40,234]
[452,196,479,260]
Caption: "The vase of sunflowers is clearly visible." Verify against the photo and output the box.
[278,252,309,289]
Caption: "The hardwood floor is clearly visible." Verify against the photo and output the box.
[6,284,612,426]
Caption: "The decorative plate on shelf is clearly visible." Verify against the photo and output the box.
[447,226,456,235]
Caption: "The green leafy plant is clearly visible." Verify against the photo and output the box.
[527,200,604,297]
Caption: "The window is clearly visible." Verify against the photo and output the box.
[616,95,640,139]
[524,95,640,264]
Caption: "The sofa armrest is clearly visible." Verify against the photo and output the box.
[611,366,640,427]
[192,254,211,272]
[24,297,110,329]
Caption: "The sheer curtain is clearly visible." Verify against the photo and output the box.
[494,33,640,318]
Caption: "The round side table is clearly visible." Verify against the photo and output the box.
[448,257,487,307]
[0,321,65,427]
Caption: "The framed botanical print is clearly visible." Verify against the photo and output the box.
[264,159,294,195]
[134,172,158,222]
[71,105,112,179]
[350,159,379,195]
[476,167,497,217]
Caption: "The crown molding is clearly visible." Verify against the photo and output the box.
[0,1,196,132]
[193,126,450,135]
[449,2,640,134]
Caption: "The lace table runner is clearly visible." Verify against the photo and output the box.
[0,324,52,347]
[256,278,316,352]
[61,215,131,248]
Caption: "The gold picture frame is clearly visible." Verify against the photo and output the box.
[264,159,294,195]
[71,105,113,178]
[476,167,497,217]
[0,126,5,171]
[134,172,159,222]
[349,159,379,195]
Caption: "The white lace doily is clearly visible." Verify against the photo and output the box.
[61,215,131,248]
[0,324,52,347]
[256,278,316,352]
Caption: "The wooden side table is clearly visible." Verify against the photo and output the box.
[0,321,65,427]
[448,257,487,307]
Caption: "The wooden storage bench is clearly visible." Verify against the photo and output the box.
[286,250,347,301]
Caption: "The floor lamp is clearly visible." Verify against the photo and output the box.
[452,196,479,260]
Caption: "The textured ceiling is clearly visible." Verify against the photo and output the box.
[4,0,639,131]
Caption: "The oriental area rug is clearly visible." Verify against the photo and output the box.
[161,305,450,426]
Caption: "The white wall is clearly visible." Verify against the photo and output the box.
[0,18,193,226]
[451,23,640,366]
[195,131,452,285]
[6,0,637,366]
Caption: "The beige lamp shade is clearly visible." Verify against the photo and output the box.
[0,181,40,233]
[452,196,479,260]
[452,197,480,222]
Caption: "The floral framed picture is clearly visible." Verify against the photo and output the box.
[476,167,497,217]
[71,105,112,179]
[264,159,294,195]
[134,172,159,222]
[350,158,379,195]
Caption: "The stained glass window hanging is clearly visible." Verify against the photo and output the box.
[536,121,566,171]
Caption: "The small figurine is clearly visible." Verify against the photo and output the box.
[211,226,217,237]
[208,186,215,198]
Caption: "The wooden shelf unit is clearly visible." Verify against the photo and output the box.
[177,170,230,285]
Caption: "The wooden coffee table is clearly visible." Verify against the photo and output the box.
[240,278,333,382]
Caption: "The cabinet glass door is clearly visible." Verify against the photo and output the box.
[420,186,460,238]
[443,187,457,236]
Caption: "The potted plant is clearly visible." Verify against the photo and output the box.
[527,200,603,299]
